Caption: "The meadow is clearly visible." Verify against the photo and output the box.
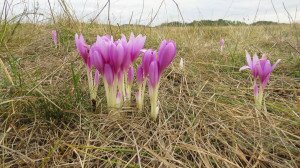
[1,21,300,167]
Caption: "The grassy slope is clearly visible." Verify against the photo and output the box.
[0,23,300,167]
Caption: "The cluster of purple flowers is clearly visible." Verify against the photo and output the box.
[51,29,280,118]
[74,32,176,120]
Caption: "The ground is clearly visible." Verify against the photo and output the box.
[0,23,300,167]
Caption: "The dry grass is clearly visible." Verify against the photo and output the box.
[1,20,300,167]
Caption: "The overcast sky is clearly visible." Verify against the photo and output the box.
[3,0,300,25]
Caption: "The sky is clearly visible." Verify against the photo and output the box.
[2,0,300,25]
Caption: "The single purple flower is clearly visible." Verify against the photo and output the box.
[90,50,104,74]
[52,30,57,46]
[142,49,156,77]
[240,51,281,109]
[119,34,131,71]
[75,33,91,69]
[158,40,176,74]
[96,35,113,63]
[240,51,281,87]
[219,38,224,47]
[111,42,125,73]
[220,38,225,52]
[128,32,146,62]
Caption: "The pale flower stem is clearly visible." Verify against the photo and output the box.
[141,79,147,105]
[258,86,264,109]
[150,84,159,120]
[86,67,93,100]
[103,78,111,107]
[137,85,143,110]
[91,75,99,101]
[117,77,124,106]
[124,73,128,97]
[110,77,118,108]
[126,85,132,101]
[255,86,264,110]
[120,74,126,100]
[110,87,115,108]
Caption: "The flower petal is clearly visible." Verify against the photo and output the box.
[272,59,281,70]
[245,51,252,68]
[239,65,250,71]
[148,61,159,88]
[104,64,114,86]
[142,49,156,76]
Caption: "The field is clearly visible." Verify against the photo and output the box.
[1,22,300,167]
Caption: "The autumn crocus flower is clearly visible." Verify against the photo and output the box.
[220,38,225,52]
[240,51,281,110]
[142,49,156,77]
[103,63,115,107]
[75,33,99,108]
[134,49,156,110]
[51,30,58,47]
[119,33,145,103]
[128,32,146,62]
[147,40,176,120]
[75,34,91,69]
[158,40,176,73]
[90,35,119,108]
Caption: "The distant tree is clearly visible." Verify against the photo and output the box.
[251,21,281,25]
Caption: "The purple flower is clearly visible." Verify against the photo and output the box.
[240,51,281,109]
[158,40,176,74]
[239,51,281,87]
[127,32,146,62]
[219,38,224,47]
[119,34,131,71]
[96,35,113,63]
[142,49,156,77]
[90,50,104,74]
[111,42,125,73]
[75,34,91,69]
[52,30,57,46]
